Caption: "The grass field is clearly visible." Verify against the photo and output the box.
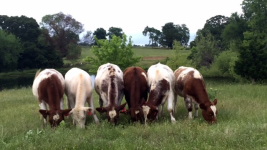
[0,80,267,149]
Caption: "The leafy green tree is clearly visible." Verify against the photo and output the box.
[85,34,140,72]
[107,27,123,39]
[221,12,248,48]
[0,15,40,42]
[188,31,221,68]
[40,12,84,57]
[234,0,267,82]
[160,22,189,48]
[167,40,187,69]
[142,26,161,47]
[0,30,23,72]
[93,28,107,40]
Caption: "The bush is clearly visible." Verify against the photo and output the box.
[85,34,140,72]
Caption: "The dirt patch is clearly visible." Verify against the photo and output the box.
[142,56,167,60]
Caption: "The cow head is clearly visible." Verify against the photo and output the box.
[199,99,218,124]
[96,103,127,124]
[142,104,158,124]
[39,109,71,127]
[69,107,92,128]
[127,106,144,122]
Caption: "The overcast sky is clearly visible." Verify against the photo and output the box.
[1,0,244,45]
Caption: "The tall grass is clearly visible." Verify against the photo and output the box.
[0,80,267,149]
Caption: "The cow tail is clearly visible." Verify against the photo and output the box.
[34,69,41,80]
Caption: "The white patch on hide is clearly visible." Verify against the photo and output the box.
[135,110,140,114]
[210,105,216,117]
[109,110,116,119]
[53,114,59,121]
[141,72,147,82]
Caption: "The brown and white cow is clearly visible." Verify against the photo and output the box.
[142,63,176,124]
[123,66,148,122]
[65,68,99,128]
[32,69,71,127]
[174,66,218,124]
[94,63,126,124]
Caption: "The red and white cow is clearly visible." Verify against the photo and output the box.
[142,63,176,124]
[65,68,99,128]
[32,69,71,127]
[174,66,218,124]
[123,66,148,122]
[94,63,126,124]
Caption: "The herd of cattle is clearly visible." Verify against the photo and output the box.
[32,62,218,128]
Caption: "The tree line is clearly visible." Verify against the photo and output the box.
[1,0,267,82]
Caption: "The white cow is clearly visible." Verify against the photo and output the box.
[94,63,126,124]
[65,68,99,128]
[142,63,176,123]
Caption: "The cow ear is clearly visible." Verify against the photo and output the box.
[39,110,48,118]
[96,107,106,113]
[141,98,146,105]
[199,103,207,110]
[61,109,72,116]
[117,102,127,111]
[213,99,217,105]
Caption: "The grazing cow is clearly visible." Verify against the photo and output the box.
[174,66,218,124]
[123,66,148,122]
[142,63,176,124]
[65,68,99,128]
[94,63,126,124]
[32,69,71,127]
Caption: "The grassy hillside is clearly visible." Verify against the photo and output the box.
[0,80,266,149]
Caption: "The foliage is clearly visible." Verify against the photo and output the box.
[107,27,123,39]
[93,28,107,40]
[0,30,23,72]
[40,12,84,57]
[160,22,190,48]
[234,0,267,82]
[221,13,248,48]
[85,34,140,72]
[188,32,221,69]
[0,15,40,43]
[142,26,161,47]
[79,31,95,46]
[166,40,189,69]
[235,32,267,82]
[67,43,82,60]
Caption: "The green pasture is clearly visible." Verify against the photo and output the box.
[0,80,267,149]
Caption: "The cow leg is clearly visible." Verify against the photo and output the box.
[99,97,103,108]
[173,94,178,114]
[167,92,176,122]
[184,96,193,119]
[60,98,64,110]
[39,101,47,126]
[194,102,199,118]
[87,96,100,124]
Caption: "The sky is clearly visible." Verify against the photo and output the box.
[1,0,244,45]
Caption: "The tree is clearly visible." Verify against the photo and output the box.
[234,0,267,82]
[85,34,140,72]
[221,12,248,48]
[0,15,40,43]
[93,28,107,40]
[79,31,95,46]
[40,12,84,57]
[160,22,190,48]
[107,27,123,39]
[188,31,221,68]
[0,30,23,72]
[142,26,161,47]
